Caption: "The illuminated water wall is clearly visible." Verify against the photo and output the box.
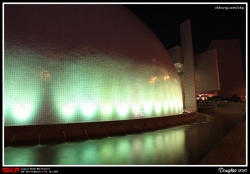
[4,5,183,126]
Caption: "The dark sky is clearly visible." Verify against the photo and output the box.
[124,3,247,75]
[124,3,246,54]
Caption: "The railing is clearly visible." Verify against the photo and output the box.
[198,101,246,114]
[198,100,244,107]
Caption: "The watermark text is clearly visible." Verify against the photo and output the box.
[215,6,244,10]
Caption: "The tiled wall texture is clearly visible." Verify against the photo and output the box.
[4,5,183,127]
[180,20,197,111]
[195,49,220,92]
[167,45,183,64]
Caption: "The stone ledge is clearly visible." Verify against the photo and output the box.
[4,112,196,146]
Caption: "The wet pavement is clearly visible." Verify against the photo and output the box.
[3,112,246,165]
[199,118,246,165]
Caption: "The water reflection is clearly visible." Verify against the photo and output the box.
[4,112,245,165]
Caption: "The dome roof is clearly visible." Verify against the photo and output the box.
[4,4,183,125]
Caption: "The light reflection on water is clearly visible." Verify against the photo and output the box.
[4,112,245,165]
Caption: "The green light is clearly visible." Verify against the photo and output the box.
[80,142,100,165]
[132,137,143,153]
[53,144,80,165]
[12,103,32,120]
[143,101,153,116]
[5,46,183,125]
[99,143,114,163]
[61,102,77,117]
[113,138,132,164]
[116,103,130,117]
[175,100,181,112]
[131,103,141,117]
[4,47,42,125]
[4,92,13,117]
[169,98,174,114]
[81,102,97,117]
[163,101,169,114]
[100,103,113,116]
[154,102,162,114]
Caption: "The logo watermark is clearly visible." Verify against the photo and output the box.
[218,168,248,173]
[2,168,20,173]
[215,6,245,10]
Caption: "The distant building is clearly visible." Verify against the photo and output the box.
[167,20,246,109]
[208,39,246,99]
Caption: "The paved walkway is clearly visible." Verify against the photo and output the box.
[199,118,246,165]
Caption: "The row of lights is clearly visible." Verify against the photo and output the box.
[196,94,211,101]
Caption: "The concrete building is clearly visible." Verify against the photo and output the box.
[168,20,246,111]
[208,39,246,99]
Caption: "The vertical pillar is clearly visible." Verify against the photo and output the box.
[180,20,197,111]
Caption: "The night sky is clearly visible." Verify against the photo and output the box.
[124,3,247,76]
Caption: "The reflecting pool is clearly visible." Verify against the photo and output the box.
[4,112,245,165]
